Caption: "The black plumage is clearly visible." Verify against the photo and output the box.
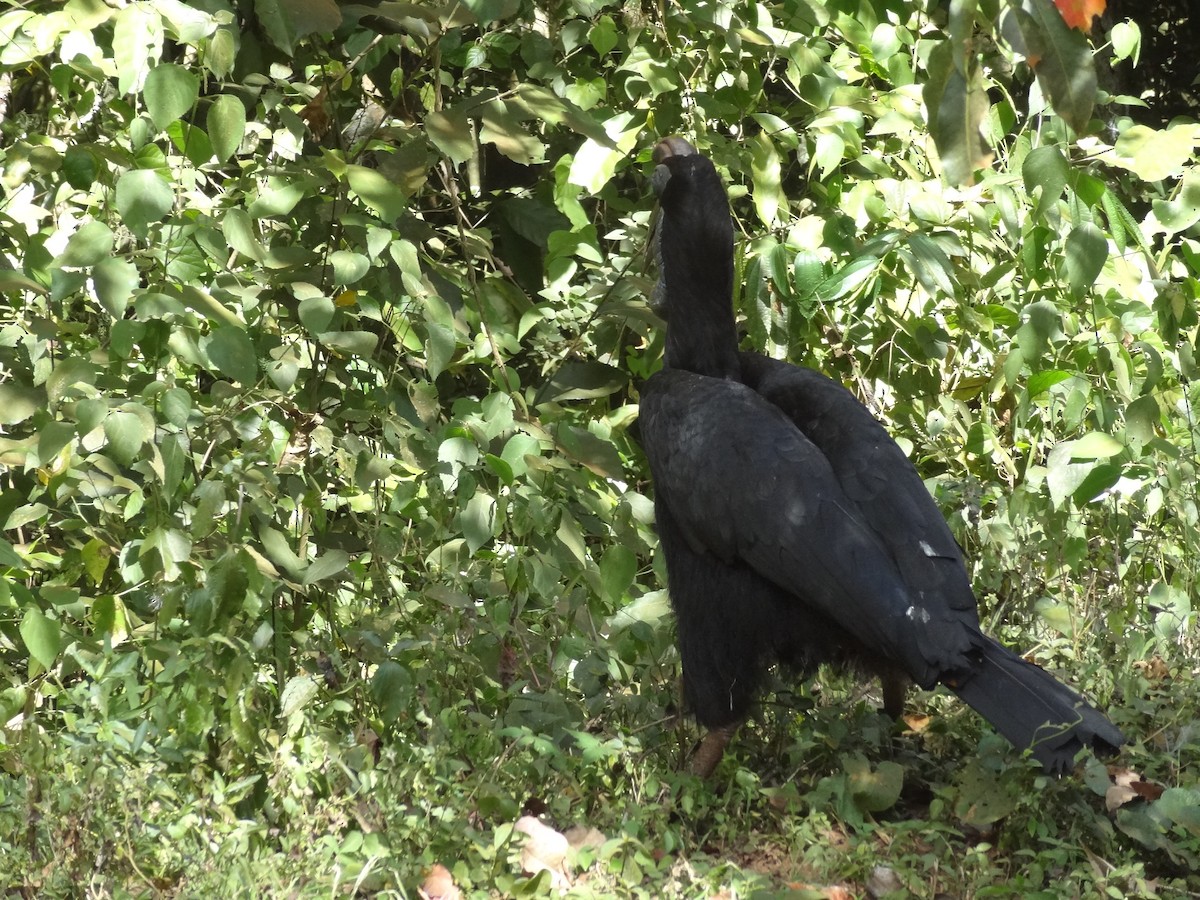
[637,137,1123,775]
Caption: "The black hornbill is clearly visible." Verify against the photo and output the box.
[637,137,1123,777]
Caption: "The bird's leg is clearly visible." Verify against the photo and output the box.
[689,723,739,777]
[881,670,909,720]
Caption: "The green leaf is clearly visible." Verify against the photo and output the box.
[924,39,993,185]
[1062,431,1125,459]
[223,207,266,262]
[1011,0,1097,133]
[347,164,410,220]
[425,107,475,165]
[280,675,319,719]
[63,145,99,189]
[57,221,114,267]
[1110,123,1200,183]
[113,3,163,95]
[115,169,174,239]
[93,257,139,318]
[480,101,545,166]
[330,250,370,284]
[104,407,154,464]
[567,111,639,194]
[299,296,335,333]
[144,63,198,131]
[319,330,378,358]
[1026,369,1073,396]
[0,384,45,425]
[256,0,342,55]
[589,15,618,56]
[750,132,782,226]
[1022,145,1070,222]
[460,491,496,554]
[846,755,904,813]
[539,361,626,403]
[0,537,26,569]
[20,608,61,670]
[1064,222,1107,297]
[304,549,350,584]
[6,504,48,531]
[1152,169,1200,235]
[500,433,541,479]
[460,0,520,25]
[207,325,258,384]
[207,94,246,162]
[599,544,636,604]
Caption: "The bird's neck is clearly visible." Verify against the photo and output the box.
[661,267,740,379]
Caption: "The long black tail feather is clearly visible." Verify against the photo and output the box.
[950,637,1124,773]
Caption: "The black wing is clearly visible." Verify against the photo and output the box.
[638,367,982,689]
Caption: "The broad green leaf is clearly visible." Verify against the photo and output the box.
[0,384,43,425]
[1026,369,1073,396]
[63,145,99,189]
[319,330,378,358]
[115,169,174,238]
[299,296,335,333]
[280,675,319,719]
[924,39,993,185]
[1012,0,1097,133]
[425,107,474,165]
[480,101,544,166]
[555,424,622,478]
[304,550,350,584]
[1109,123,1200,183]
[1110,20,1139,63]
[112,3,162,94]
[539,361,626,402]
[567,111,640,194]
[57,221,114,267]
[750,132,782,226]
[425,323,456,379]
[1063,431,1125,459]
[256,0,341,55]
[346,164,410,220]
[599,544,636,604]
[0,538,24,570]
[607,590,671,632]
[1064,222,1107,296]
[847,756,904,813]
[460,491,496,553]
[208,94,247,162]
[1151,169,1200,235]
[223,207,266,261]
[589,15,617,56]
[20,608,61,670]
[104,407,154,464]
[1022,145,1070,222]
[144,63,198,131]
[5,504,48,531]
[372,661,413,724]
[460,0,520,25]
[0,268,47,296]
[207,325,258,384]
[500,433,541,478]
[330,250,369,284]
[92,256,138,318]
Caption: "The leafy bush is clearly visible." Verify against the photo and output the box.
[1,0,1198,895]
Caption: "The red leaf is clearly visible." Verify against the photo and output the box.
[1054,0,1106,30]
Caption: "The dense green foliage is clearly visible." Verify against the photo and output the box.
[1,0,1198,895]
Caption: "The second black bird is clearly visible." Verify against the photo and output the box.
[637,137,1123,776]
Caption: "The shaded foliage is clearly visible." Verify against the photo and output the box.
[0,0,1198,895]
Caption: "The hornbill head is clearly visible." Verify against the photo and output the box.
[648,137,735,320]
